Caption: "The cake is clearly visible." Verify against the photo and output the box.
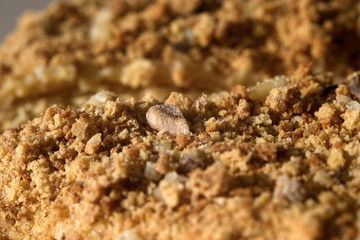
[1,0,360,239]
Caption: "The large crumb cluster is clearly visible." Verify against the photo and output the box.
[1,73,360,239]
[1,0,360,130]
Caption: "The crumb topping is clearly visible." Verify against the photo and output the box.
[1,73,360,239]
[1,0,360,130]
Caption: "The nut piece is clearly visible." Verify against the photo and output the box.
[178,151,206,174]
[248,76,288,100]
[85,133,102,154]
[159,172,187,208]
[348,72,360,99]
[146,104,190,136]
[273,175,306,203]
[83,90,117,108]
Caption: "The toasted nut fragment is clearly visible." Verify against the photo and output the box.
[84,90,117,108]
[348,71,360,99]
[159,172,187,208]
[178,151,206,174]
[248,76,288,100]
[255,143,277,162]
[187,162,230,199]
[146,104,190,136]
[144,162,162,181]
[273,175,306,203]
[85,133,102,154]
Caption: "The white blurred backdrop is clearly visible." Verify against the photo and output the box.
[0,0,54,43]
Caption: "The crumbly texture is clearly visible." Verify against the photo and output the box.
[1,72,360,240]
[1,0,360,130]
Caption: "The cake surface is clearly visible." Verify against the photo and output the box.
[1,0,360,130]
[1,72,360,239]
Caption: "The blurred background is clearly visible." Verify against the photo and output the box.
[0,0,53,43]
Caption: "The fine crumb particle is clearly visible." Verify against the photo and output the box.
[121,59,158,89]
[265,87,302,114]
[327,148,345,170]
[315,103,340,128]
[236,99,251,120]
[146,104,190,136]
[159,172,186,208]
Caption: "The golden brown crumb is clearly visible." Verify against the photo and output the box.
[2,0,360,239]
[1,0,360,130]
[1,73,360,239]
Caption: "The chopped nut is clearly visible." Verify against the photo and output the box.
[146,104,190,136]
[273,175,306,203]
[248,76,288,100]
[85,133,102,154]
[178,151,206,174]
[144,162,162,181]
[71,114,98,141]
[348,71,360,99]
[254,143,277,162]
[159,172,187,208]
[83,91,117,108]
[313,169,333,188]
[187,162,230,199]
